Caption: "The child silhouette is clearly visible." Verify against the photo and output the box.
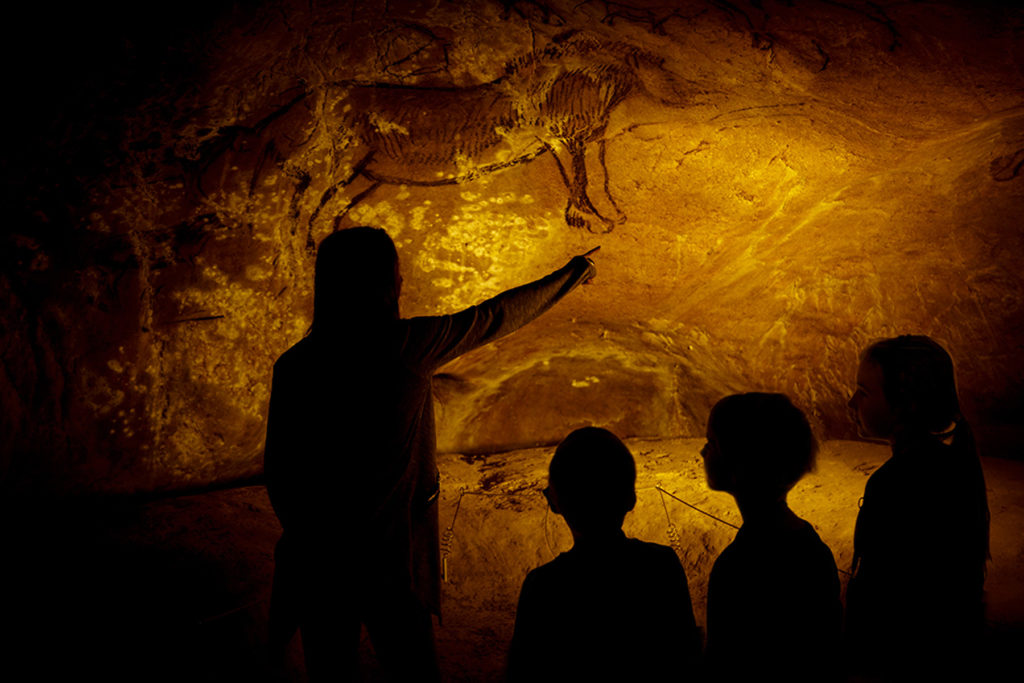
[508,427,701,682]
[702,393,841,683]
[846,336,989,680]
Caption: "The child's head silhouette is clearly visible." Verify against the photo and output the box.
[851,335,960,441]
[703,393,817,499]
[546,427,637,535]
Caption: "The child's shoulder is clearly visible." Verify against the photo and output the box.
[522,538,684,596]
[518,550,577,598]
[616,537,686,580]
[529,537,680,578]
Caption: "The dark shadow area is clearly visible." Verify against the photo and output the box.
[2,488,280,682]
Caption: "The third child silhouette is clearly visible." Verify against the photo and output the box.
[845,336,989,681]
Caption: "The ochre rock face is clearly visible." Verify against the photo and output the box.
[3,1,1023,494]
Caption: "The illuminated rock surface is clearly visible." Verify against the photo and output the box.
[2,2,1023,494]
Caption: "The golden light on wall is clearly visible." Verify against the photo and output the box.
[2,5,1023,683]
[2,0,1022,497]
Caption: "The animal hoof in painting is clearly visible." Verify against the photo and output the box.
[565,203,616,234]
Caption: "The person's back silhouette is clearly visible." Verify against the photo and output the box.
[507,427,701,683]
[264,226,596,681]
[701,393,841,683]
[846,335,989,681]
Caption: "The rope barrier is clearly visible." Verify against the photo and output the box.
[657,486,688,558]
[441,487,467,583]
[439,483,736,583]
[654,485,740,530]
[652,484,853,577]
[439,482,853,579]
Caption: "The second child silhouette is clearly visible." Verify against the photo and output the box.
[507,426,701,682]
[702,393,842,683]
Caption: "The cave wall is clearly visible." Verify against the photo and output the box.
[3,0,1023,494]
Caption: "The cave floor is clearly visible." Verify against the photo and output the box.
[5,439,1023,682]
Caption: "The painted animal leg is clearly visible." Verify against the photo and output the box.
[594,138,627,224]
[541,139,602,233]
[286,169,312,237]
[563,139,618,234]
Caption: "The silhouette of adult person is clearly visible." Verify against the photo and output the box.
[507,427,701,683]
[702,393,842,683]
[845,336,989,681]
[263,226,597,682]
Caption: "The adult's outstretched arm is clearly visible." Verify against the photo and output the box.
[404,252,597,368]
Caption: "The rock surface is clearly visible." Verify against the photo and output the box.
[2,0,1023,493]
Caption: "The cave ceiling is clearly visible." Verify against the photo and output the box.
[2,0,1023,493]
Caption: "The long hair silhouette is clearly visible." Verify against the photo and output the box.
[861,335,989,563]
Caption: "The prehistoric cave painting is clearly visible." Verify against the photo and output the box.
[196,32,690,243]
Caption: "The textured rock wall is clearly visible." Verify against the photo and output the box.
[3,0,1023,494]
